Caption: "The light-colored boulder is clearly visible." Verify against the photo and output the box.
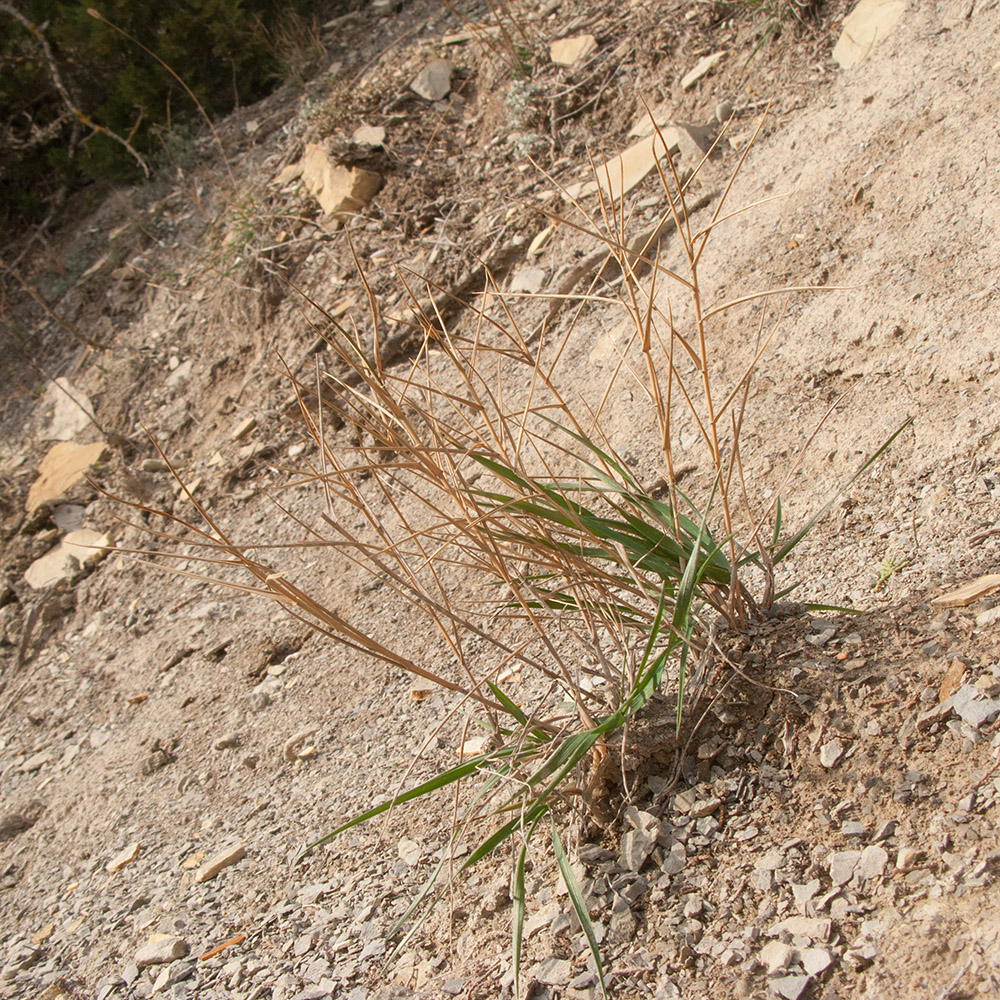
[300,143,382,227]
[550,34,597,66]
[411,60,454,101]
[27,441,108,513]
[833,0,906,69]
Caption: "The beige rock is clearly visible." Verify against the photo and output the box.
[550,34,598,66]
[565,122,715,203]
[410,59,454,101]
[27,441,108,513]
[274,161,304,186]
[135,934,189,967]
[63,528,110,566]
[300,143,383,227]
[527,225,555,257]
[194,843,246,883]
[352,124,386,146]
[681,51,726,90]
[931,574,1000,607]
[106,841,141,872]
[24,528,110,589]
[231,416,257,441]
[833,0,906,69]
[43,378,96,441]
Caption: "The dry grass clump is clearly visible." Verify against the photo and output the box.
[110,117,907,994]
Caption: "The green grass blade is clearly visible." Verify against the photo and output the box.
[486,681,528,726]
[551,818,608,999]
[512,811,545,999]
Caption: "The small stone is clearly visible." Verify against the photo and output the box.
[674,788,699,813]
[293,934,313,957]
[531,956,571,985]
[829,850,861,886]
[872,820,896,842]
[351,124,386,146]
[194,843,246,883]
[681,51,726,90]
[896,847,922,871]
[300,144,382,226]
[398,838,422,866]
[688,796,721,819]
[661,841,687,876]
[620,828,657,872]
[769,917,831,943]
[791,880,821,910]
[772,974,812,1000]
[841,821,866,838]
[801,947,832,975]
[819,739,845,768]
[857,845,888,880]
[135,935,189,967]
[106,841,141,873]
[716,100,734,123]
[550,34,598,66]
[231,416,256,441]
[759,940,796,973]
[411,60,454,101]
[750,868,773,893]
[509,267,547,295]
[440,980,466,996]
[213,732,241,750]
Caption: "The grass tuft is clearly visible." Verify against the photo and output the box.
[107,111,910,992]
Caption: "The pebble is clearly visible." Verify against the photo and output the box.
[688,797,721,819]
[213,732,241,750]
[135,935,188,967]
[716,100,734,123]
[857,844,888,880]
[769,916,831,943]
[661,841,687,875]
[194,843,246,883]
[829,849,862,886]
[620,827,657,872]
[802,947,832,975]
[772,974,812,1000]
[759,939,796,973]
[410,60,453,101]
[819,739,845,768]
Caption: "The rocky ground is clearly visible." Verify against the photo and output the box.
[2,1,1000,999]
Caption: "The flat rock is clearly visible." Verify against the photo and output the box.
[531,956,571,985]
[830,849,862,886]
[194,843,246,882]
[106,841,141,872]
[772,974,811,1000]
[135,934,188,967]
[398,838,422,866]
[300,143,382,227]
[759,940,796,973]
[769,916,831,943]
[819,739,845,768]
[550,34,597,66]
[857,845,888,880]
[352,124,386,146]
[931,574,1000,607]
[801,947,832,975]
[27,441,109,513]
[25,529,110,589]
[620,827,657,872]
[43,378,96,441]
[661,841,687,875]
[833,0,906,68]
[509,267,547,294]
[411,59,453,100]
[681,51,726,90]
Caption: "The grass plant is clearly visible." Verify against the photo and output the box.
[110,116,909,995]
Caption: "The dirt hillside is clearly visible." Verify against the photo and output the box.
[2,2,1000,999]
